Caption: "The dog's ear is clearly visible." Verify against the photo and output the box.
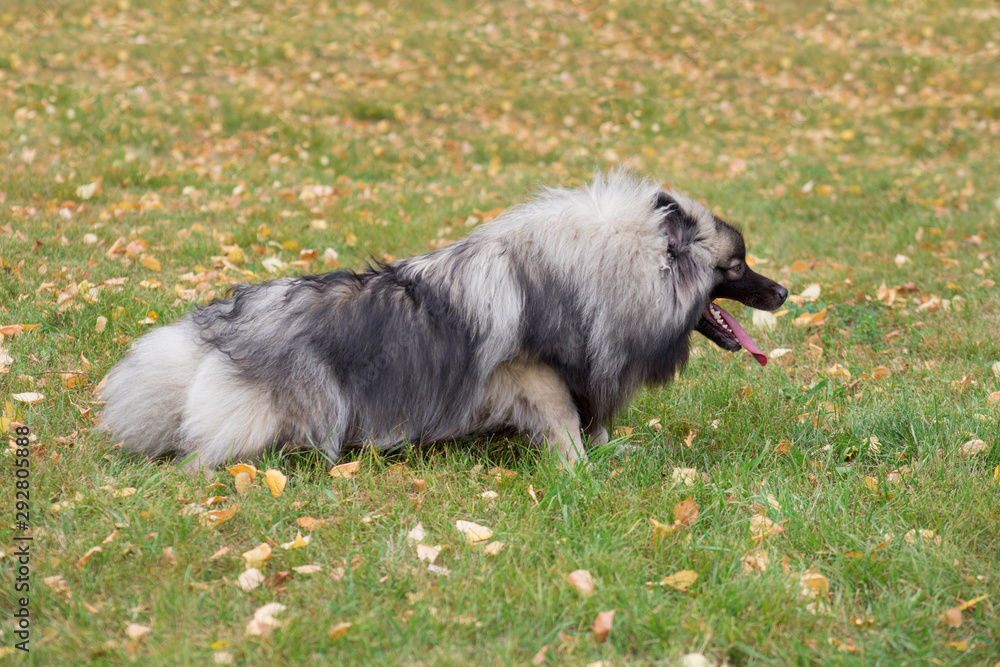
[655,192,688,254]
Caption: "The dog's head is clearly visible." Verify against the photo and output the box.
[656,191,788,366]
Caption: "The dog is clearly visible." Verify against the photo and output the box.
[99,171,787,469]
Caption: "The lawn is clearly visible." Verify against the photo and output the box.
[1,0,999,664]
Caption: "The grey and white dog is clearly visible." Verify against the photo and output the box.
[99,171,787,469]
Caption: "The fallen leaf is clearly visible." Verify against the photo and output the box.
[203,504,239,528]
[959,439,988,457]
[329,461,360,479]
[140,255,161,271]
[799,572,830,599]
[650,517,676,541]
[750,514,785,540]
[428,564,451,576]
[483,540,505,556]
[671,467,698,486]
[234,471,253,495]
[293,564,323,575]
[279,531,310,550]
[741,550,770,575]
[13,392,45,405]
[455,520,493,544]
[76,546,102,568]
[659,569,698,591]
[242,543,272,569]
[209,547,230,561]
[329,621,352,641]
[237,568,266,592]
[567,569,595,596]
[296,516,324,531]
[674,496,699,528]
[406,523,427,545]
[416,544,442,563]
[125,623,151,641]
[592,610,615,643]
[532,645,549,665]
[43,575,72,597]
[678,654,711,667]
[258,469,285,497]
[245,602,286,637]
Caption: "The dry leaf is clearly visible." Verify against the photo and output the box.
[296,516,324,531]
[455,520,493,544]
[228,463,258,481]
[650,517,676,541]
[678,654,711,667]
[209,547,230,561]
[406,523,427,545]
[238,568,266,592]
[203,504,239,528]
[799,572,830,599]
[659,569,698,591]
[532,645,549,665]
[567,569,595,596]
[140,255,162,271]
[263,469,287,497]
[242,543,272,569]
[671,468,698,486]
[293,564,323,575]
[592,610,615,643]
[279,531,310,550]
[673,496,699,528]
[329,461,360,479]
[750,514,785,541]
[741,549,770,575]
[234,471,253,495]
[76,546,102,568]
[245,602,286,637]
[416,544,442,563]
[43,575,72,597]
[959,439,988,457]
[483,540,505,556]
[12,392,45,405]
[125,623,151,641]
[329,621,352,641]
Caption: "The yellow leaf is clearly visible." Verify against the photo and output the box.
[483,540,505,556]
[296,516,324,531]
[864,476,879,492]
[279,531,310,550]
[203,504,239,528]
[242,543,272,569]
[263,469,287,497]
[228,463,257,481]
[659,569,698,591]
[740,550,769,575]
[945,640,968,651]
[329,461,360,479]
[141,255,161,271]
[649,517,676,541]
[328,621,352,641]
[455,520,493,544]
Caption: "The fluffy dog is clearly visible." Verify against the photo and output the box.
[99,172,787,468]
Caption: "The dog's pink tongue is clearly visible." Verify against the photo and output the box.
[715,304,768,366]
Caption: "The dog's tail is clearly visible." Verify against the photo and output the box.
[98,319,208,460]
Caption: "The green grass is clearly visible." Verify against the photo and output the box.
[2,0,1000,664]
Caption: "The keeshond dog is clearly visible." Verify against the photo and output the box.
[99,171,788,469]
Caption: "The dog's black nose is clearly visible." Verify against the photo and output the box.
[775,285,788,304]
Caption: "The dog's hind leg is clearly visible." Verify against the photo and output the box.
[585,423,609,447]
[481,362,587,466]
[177,353,282,469]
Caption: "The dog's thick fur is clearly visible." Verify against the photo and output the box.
[99,172,787,468]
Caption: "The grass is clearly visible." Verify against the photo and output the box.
[1,0,999,664]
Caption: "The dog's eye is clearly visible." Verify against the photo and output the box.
[726,261,744,276]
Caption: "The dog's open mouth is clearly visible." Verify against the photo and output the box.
[699,302,768,366]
